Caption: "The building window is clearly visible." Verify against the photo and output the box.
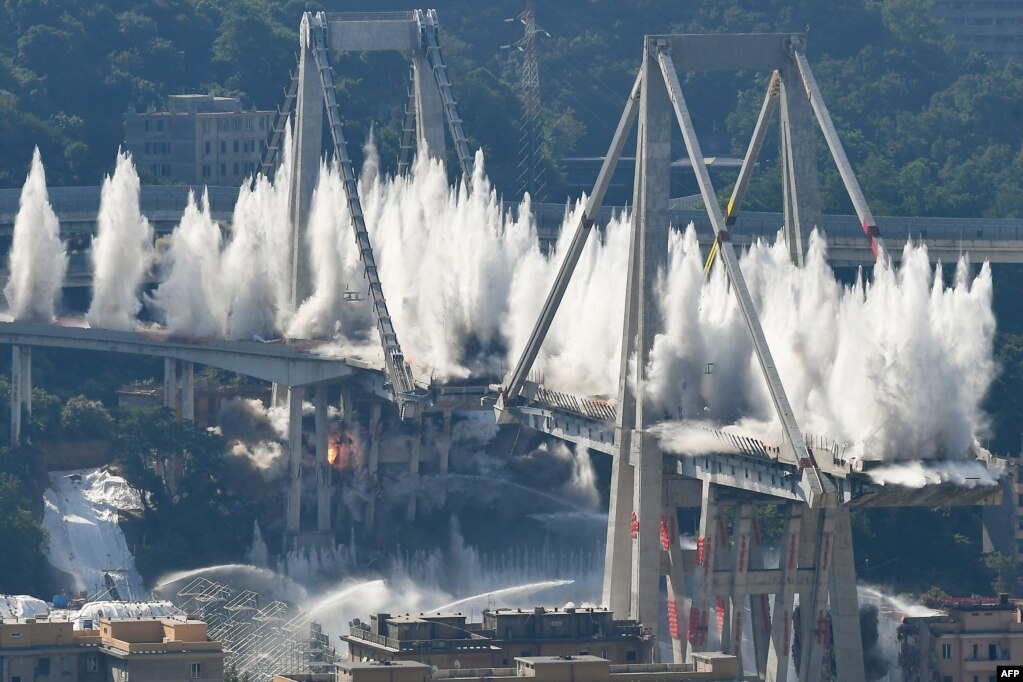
[156,120,164,132]
[233,162,239,175]
[220,141,227,154]
[942,642,952,659]
[626,649,637,662]
[233,140,239,153]
[162,164,171,176]
[220,163,226,176]
[204,141,211,155]
[61,656,71,675]
[144,142,151,154]
[1018,539,1023,554]
[38,657,51,675]
[259,117,266,130]
[120,669,128,682]
[989,643,997,660]
[246,116,253,129]
[191,662,202,679]
[202,164,211,179]
[973,643,979,659]
[86,656,98,672]
[144,120,150,132]
[202,120,210,133]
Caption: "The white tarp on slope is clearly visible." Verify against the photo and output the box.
[43,468,145,600]
[0,594,49,619]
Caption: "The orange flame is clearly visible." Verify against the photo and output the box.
[328,427,364,471]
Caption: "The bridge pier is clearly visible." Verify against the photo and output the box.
[406,414,423,521]
[286,386,304,536]
[437,410,452,474]
[315,384,331,533]
[365,402,382,530]
[10,344,31,445]
[163,359,195,421]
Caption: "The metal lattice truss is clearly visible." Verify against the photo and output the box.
[172,578,335,682]
[263,10,479,419]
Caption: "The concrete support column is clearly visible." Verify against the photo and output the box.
[406,415,423,521]
[315,385,331,534]
[798,507,837,682]
[21,346,31,418]
[180,362,195,422]
[779,66,822,267]
[11,345,23,446]
[286,387,304,535]
[662,505,688,664]
[288,15,325,312]
[437,411,452,474]
[163,359,177,409]
[603,61,651,624]
[749,511,773,679]
[828,507,865,681]
[366,402,382,529]
[766,503,804,682]
[630,48,672,653]
[722,503,753,664]
[692,480,720,656]
[412,53,447,162]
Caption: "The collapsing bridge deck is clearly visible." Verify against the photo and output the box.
[501,380,1002,509]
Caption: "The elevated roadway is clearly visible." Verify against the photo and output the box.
[2,186,1023,264]
[0,319,359,386]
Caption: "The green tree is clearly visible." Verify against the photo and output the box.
[61,396,114,440]
[985,551,1021,596]
[0,472,49,595]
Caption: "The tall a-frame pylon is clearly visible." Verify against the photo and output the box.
[498,33,892,681]
[261,10,475,419]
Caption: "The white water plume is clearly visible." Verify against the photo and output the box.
[288,158,373,339]
[551,442,600,508]
[222,127,294,338]
[649,230,995,462]
[865,460,1000,488]
[87,150,153,330]
[148,190,226,336]
[10,141,997,464]
[4,147,67,321]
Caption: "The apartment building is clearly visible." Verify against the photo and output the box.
[0,616,223,682]
[343,607,653,670]
[933,0,1023,60]
[124,94,273,186]
[898,595,1023,682]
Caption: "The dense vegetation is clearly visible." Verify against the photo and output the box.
[1,0,1022,217]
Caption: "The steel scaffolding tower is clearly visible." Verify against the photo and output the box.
[510,0,548,200]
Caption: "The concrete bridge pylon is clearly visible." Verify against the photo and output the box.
[495,32,902,680]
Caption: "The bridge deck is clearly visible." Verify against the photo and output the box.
[0,320,361,387]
